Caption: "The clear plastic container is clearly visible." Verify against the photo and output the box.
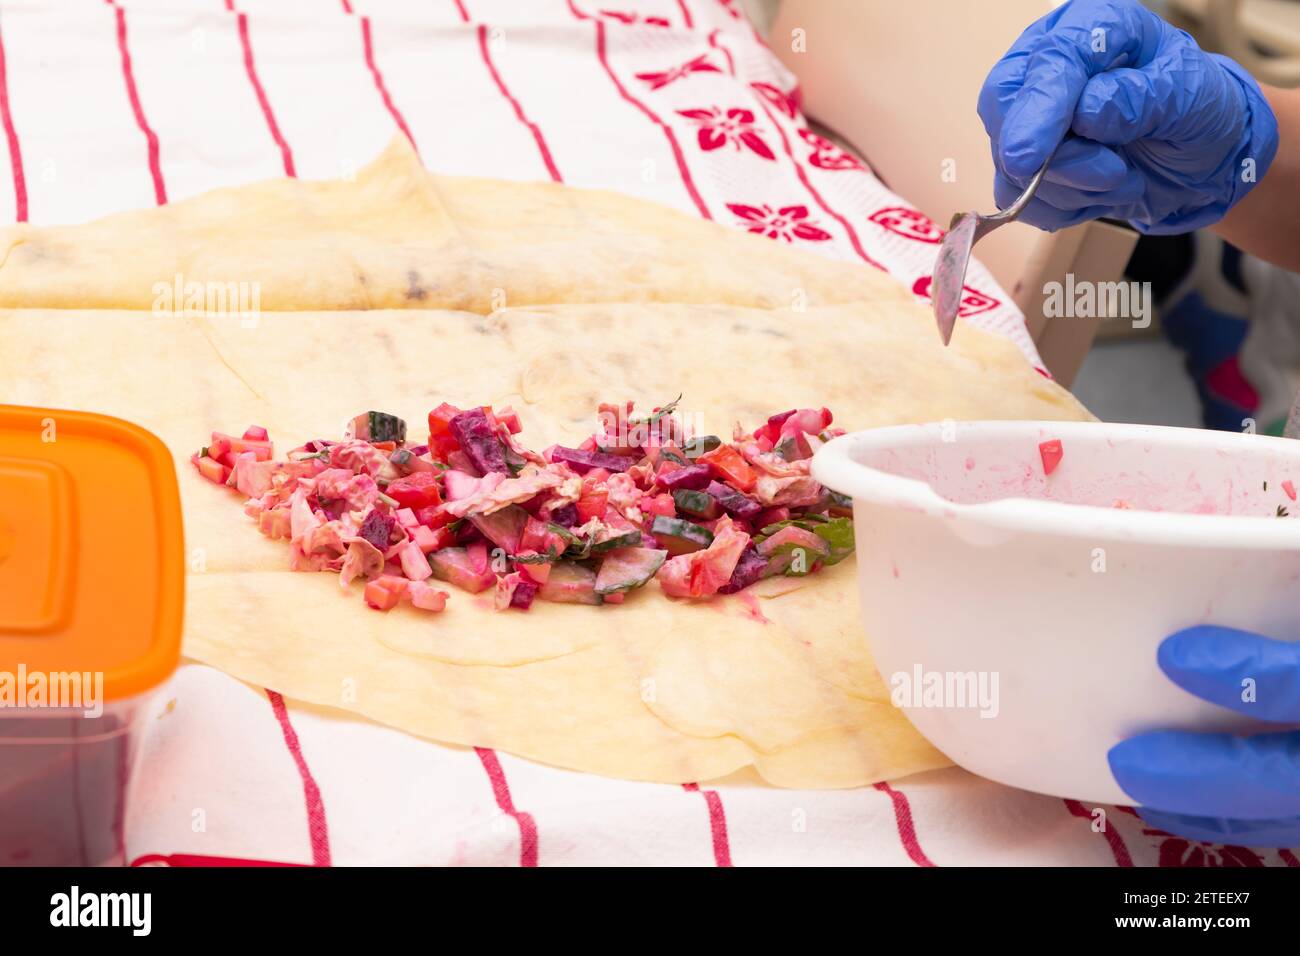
[1,405,183,867]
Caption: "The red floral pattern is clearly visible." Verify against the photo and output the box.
[1140,825,1267,867]
[750,81,800,119]
[870,206,945,244]
[598,10,670,27]
[635,54,721,90]
[728,203,831,242]
[717,0,743,19]
[678,107,775,160]
[912,276,1000,317]
[800,128,863,171]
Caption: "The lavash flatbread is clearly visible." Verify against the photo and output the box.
[0,301,1090,786]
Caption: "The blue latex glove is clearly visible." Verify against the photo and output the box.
[1109,626,1300,848]
[978,0,1279,234]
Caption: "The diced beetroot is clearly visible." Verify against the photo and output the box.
[755,409,796,444]
[718,545,767,594]
[398,540,433,581]
[386,471,442,509]
[358,509,397,551]
[707,480,762,519]
[756,507,790,528]
[549,503,578,527]
[446,450,480,476]
[659,464,711,491]
[407,444,430,456]
[242,425,269,442]
[550,446,633,474]
[698,445,756,492]
[449,408,509,475]
[510,578,539,609]
[1039,439,1063,476]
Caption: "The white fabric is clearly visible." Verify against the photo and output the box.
[4,0,1287,866]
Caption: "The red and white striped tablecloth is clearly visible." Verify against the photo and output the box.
[2,0,1291,866]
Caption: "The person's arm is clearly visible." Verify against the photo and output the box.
[1213,85,1300,271]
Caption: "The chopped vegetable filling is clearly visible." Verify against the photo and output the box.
[191,399,853,614]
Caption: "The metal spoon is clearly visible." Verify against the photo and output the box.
[931,146,1059,346]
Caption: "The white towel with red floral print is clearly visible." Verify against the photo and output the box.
[3,0,1291,867]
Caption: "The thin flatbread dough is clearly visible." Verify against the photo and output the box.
[0,303,1091,787]
[0,136,915,315]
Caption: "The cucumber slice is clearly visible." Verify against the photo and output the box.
[756,526,831,576]
[672,488,721,520]
[538,561,603,605]
[683,434,721,458]
[591,527,643,553]
[649,515,714,556]
[346,410,407,444]
[595,547,668,595]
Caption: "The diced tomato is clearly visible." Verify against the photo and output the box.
[584,467,611,485]
[641,493,676,519]
[575,486,609,523]
[579,436,598,452]
[242,425,269,442]
[1284,480,1297,502]
[386,472,443,509]
[1039,439,1063,477]
[415,504,456,530]
[371,441,397,453]
[425,526,458,552]
[364,577,405,611]
[427,403,463,460]
[756,507,790,528]
[699,444,757,492]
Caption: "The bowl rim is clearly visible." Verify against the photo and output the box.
[811,420,1300,550]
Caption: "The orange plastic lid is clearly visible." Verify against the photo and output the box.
[0,405,184,701]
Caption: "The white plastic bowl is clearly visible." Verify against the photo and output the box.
[812,420,1300,805]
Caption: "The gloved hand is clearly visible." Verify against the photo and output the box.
[978,0,1279,234]
[1108,626,1300,848]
